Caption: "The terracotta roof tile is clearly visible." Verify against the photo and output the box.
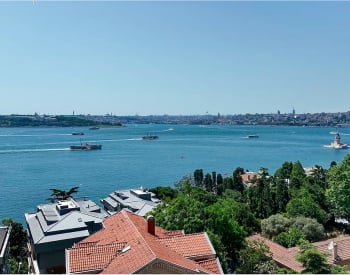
[68,242,126,273]
[248,234,350,272]
[197,258,223,274]
[158,233,215,259]
[67,210,223,274]
[247,234,303,272]
[313,235,350,265]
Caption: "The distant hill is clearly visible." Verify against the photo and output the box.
[0,115,122,127]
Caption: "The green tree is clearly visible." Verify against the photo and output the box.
[289,161,306,192]
[286,188,328,224]
[237,240,278,274]
[193,169,204,187]
[148,186,178,203]
[2,218,29,274]
[295,241,331,274]
[204,173,214,193]
[48,186,79,202]
[290,216,325,242]
[273,227,305,248]
[261,214,291,238]
[232,167,245,193]
[150,193,206,233]
[326,154,350,220]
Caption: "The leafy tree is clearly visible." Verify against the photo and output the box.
[289,161,306,191]
[247,168,274,219]
[206,202,246,267]
[148,186,178,202]
[208,198,259,234]
[150,193,206,233]
[237,240,277,274]
[274,161,293,180]
[290,216,325,242]
[222,189,244,203]
[286,188,328,224]
[232,167,245,193]
[193,169,204,187]
[2,218,29,274]
[48,186,79,202]
[273,227,305,248]
[326,154,350,220]
[295,241,331,274]
[261,214,291,238]
[204,173,214,193]
[274,177,290,213]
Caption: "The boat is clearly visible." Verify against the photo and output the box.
[72,132,84,136]
[89,126,100,130]
[142,134,159,140]
[70,143,102,150]
[323,132,349,149]
[247,134,259,138]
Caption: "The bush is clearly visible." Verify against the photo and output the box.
[290,216,325,242]
[261,214,291,238]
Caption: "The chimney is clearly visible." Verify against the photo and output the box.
[147,215,155,235]
[333,243,338,262]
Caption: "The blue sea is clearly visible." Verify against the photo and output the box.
[1,124,349,225]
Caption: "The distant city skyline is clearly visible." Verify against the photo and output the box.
[1,1,350,116]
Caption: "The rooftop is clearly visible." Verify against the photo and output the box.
[248,234,350,272]
[100,187,161,216]
[67,210,223,274]
[25,198,108,246]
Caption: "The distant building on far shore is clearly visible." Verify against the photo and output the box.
[100,187,161,216]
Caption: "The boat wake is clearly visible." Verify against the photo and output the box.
[0,148,70,154]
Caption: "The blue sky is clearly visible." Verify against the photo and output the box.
[1,1,350,116]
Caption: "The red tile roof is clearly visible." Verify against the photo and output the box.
[158,233,216,260]
[197,258,223,274]
[248,234,350,272]
[67,210,222,274]
[247,234,303,272]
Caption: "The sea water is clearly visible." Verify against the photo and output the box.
[0,124,349,224]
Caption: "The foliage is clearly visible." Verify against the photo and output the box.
[295,241,331,274]
[273,227,305,248]
[206,231,229,273]
[290,216,325,242]
[247,169,274,219]
[286,188,328,224]
[237,240,277,274]
[207,198,259,234]
[150,193,206,233]
[326,154,350,220]
[261,214,291,238]
[48,186,79,202]
[148,186,178,202]
[206,200,247,263]
[2,218,29,274]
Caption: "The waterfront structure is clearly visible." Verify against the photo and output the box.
[25,198,108,274]
[248,234,350,272]
[100,187,161,216]
[66,210,223,274]
[0,226,10,274]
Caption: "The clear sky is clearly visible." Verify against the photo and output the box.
[1,1,350,116]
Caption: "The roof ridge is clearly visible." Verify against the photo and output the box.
[158,231,205,240]
[103,211,157,273]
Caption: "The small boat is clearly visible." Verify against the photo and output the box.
[70,143,102,150]
[142,134,159,140]
[323,132,349,149]
[247,134,259,138]
[72,132,84,136]
[89,126,100,130]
